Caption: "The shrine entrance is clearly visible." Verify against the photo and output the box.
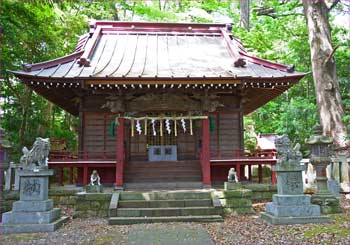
[147,121,177,161]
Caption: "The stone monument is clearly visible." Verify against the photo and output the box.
[218,168,254,214]
[1,138,68,233]
[261,135,329,224]
[86,169,103,193]
[306,125,342,214]
[224,168,241,190]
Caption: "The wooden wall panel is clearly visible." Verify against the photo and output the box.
[83,112,117,156]
[218,112,241,154]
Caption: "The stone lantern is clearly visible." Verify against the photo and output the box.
[0,128,11,191]
[305,125,342,214]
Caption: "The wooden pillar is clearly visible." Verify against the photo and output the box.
[240,164,245,180]
[201,118,211,186]
[116,118,125,187]
[248,165,252,181]
[258,164,263,183]
[57,168,63,186]
[271,165,277,184]
[235,163,241,181]
[69,167,74,184]
[83,165,88,185]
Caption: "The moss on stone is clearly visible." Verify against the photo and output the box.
[221,198,252,208]
[223,207,255,215]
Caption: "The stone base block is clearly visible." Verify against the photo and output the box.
[86,185,103,193]
[224,182,242,190]
[261,212,330,225]
[265,203,321,217]
[272,195,311,206]
[224,207,255,215]
[311,194,342,214]
[0,216,69,234]
[221,198,252,208]
[2,208,61,224]
[216,189,252,199]
[12,200,54,212]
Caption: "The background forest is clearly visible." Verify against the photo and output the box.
[1,0,349,160]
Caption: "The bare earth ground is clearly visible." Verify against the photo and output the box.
[2,195,349,245]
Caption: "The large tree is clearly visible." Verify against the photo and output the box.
[239,0,250,30]
[302,0,348,148]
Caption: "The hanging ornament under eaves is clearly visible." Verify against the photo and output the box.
[136,120,142,135]
[151,119,156,136]
[181,119,186,132]
[165,119,171,134]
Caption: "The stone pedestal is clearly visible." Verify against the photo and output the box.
[261,164,329,225]
[86,185,103,193]
[311,162,342,214]
[218,182,254,215]
[1,169,68,234]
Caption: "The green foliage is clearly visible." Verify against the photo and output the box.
[1,0,349,162]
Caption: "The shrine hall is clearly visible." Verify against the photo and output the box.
[11,21,306,189]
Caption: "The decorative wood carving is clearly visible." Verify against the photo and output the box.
[102,92,225,113]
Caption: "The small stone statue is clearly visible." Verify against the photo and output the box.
[20,137,50,170]
[227,168,238,183]
[275,134,302,164]
[90,170,101,186]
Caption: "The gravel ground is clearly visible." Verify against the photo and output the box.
[2,195,349,245]
[204,195,350,244]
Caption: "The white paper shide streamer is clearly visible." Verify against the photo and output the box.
[165,119,171,134]
[151,119,156,136]
[136,120,142,135]
[181,119,186,132]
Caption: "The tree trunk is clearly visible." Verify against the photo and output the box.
[302,0,348,148]
[38,101,53,136]
[239,0,250,30]
[19,89,33,147]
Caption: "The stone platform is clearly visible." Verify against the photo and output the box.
[1,169,69,233]
[261,194,329,225]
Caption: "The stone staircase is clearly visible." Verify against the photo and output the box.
[124,160,202,183]
[108,191,223,225]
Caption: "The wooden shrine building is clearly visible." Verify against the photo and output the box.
[12,21,306,188]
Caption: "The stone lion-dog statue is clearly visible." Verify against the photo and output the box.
[20,137,50,170]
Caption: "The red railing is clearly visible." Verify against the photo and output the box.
[210,149,277,160]
[49,150,116,161]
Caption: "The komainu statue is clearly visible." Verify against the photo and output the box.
[20,137,50,170]
[227,168,238,183]
[275,134,302,164]
[90,170,101,186]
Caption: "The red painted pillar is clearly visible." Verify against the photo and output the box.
[271,164,277,184]
[236,164,241,181]
[258,164,263,183]
[83,165,88,185]
[69,167,74,184]
[248,165,252,181]
[116,118,125,187]
[201,118,211,186]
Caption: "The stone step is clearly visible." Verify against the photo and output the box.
[108,215,224,225]
[116,207,220,217]
[125,167,202,175]
[124,176,202,182]
[119,191,212,201]
[128,160,200,165]
[118,199,213,208]
[126,163,201,168]
[124,182,203,190]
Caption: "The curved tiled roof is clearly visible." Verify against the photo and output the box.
[13,21,304,80]
[11,21,306,115]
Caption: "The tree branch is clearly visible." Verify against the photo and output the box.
[324,44,339,65]
[3,78,23,105]
[328,0,340,12]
